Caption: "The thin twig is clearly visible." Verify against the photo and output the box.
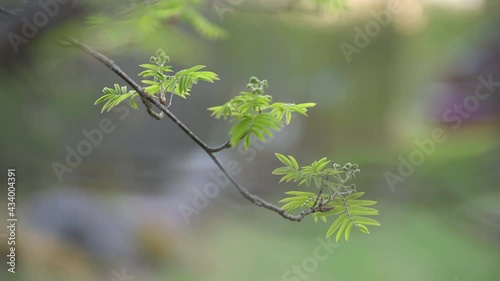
[311,186,324,208]
[65,37,317,222]
[140,96,164,120]
[208,141,231,153]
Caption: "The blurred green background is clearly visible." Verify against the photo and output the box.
[1,0,499,280]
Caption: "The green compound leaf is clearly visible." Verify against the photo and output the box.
[279,191,317,214]
[228,113,282,149]
[209,76,314,150]
[95,85,138,113]
[138,50,218,99]
[273,156,380,241]
[229,115,252,148]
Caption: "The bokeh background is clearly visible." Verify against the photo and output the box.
[1,0,499,280]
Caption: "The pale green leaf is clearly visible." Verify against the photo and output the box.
[345,222,354,241]
[326,213,347,238]
[336,219,350,242]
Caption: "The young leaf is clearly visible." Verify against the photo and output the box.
[349,206,379,215]
[284,191,317,197]
[275,153,293,167]
[345,192,365,200]
[313,176,322,189]
[326,213,347,238]
[130,97,138,109]
[95,94,111,105]
[358,224,370,234]
[345,222,354,241]
[229,116,252,147]
[336,219,350,242]
[348,200,377,206]
[288,155,299,170]
[352,216,381,226]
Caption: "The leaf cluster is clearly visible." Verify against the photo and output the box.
[208,77,316,149]
[86,0,226,40]
[273,154,380,241]
[139,49,219,99]
[273,154,341,189]
[95,49,218,112]
[94,84,139,112]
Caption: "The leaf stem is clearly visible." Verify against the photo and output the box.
[338,194,359,228]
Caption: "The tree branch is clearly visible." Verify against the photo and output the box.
[64,37,316,222]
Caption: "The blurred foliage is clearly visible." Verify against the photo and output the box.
[86,0,226,44]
